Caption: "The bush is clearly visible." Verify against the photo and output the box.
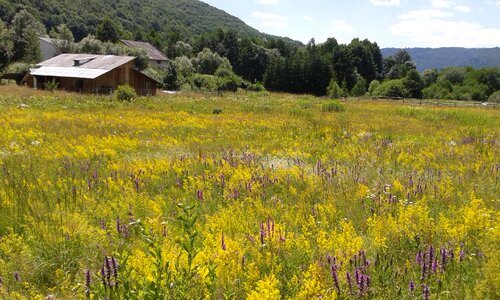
[327,79,344,98]
[488,90,500,103]
[247,82,266,92]
[114,84,137,101]
[212,108,223,114]
[372,79,409,98]
[321,100,345,112]
[43,79,59,92]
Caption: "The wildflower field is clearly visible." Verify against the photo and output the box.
[0,86,498,299]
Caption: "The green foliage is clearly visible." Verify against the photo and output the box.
[422,69,438,87]
[320,100,345,112]
[351,77,367,97]
[422,67,499,101]
[372,79,409,98]
[327,79,343,98]
[190,74,219,92]
[50,24,76,54]
[368,80,381,95]
[0,20,13,71]
[114,84,137,101]
[43,79,59,92]
[488,90,500,103]
[162,60,180,91]
[192,48,227,75]
[247,82,266,92]
[403,69,424,99]
[96,16,121,43]
[10,10,46,63]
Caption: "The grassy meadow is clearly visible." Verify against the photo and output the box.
[0,86,498,299]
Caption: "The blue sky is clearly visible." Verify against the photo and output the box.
[200,0,500,48]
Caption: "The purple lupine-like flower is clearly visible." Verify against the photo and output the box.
[197,190,204,201]
[14,271,20,282]
[428,246,434,266]
[409,281,415,293]
[99,218,106,230]
[331,265,341,294]
[279,231,286,242]
[221,232,227,251]
[104,256,112,283]
[346,272,353,293]
[440,247,447,271]
[100,266,107,287]
[420,257,427,282]
[432,257,438,273]
[241,255,246,268]
[355,268,361,287]
[0,276,3,288]
[111,257,118,280]
[422,285,430,300]
[134,179,140,193]
[116,217,121,234]
[459,250,465,262]
[85,269,91,297]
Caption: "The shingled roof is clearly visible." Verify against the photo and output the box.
[121,40,168,61]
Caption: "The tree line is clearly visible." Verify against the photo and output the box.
[1,10,499,101]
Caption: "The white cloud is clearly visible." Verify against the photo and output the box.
[255,0,280,4]
[369,0,400,6]
[432,0,454,8]
[331,20,354,33]
[454,5,471,12]
[251,12,290,29]
[496,1,500,7]
[399,9,454,19]
[391,19,500,47]
[304,15,314,21]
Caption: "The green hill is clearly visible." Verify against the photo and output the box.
[382,47,500,72]
[0,0,263,42]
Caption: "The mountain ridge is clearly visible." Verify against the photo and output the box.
[0,0,264,42]
[382,47,500,72]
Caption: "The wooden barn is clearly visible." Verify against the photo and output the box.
[28,53,160,95]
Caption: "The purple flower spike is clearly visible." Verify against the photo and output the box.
[100,266,107,287]
[422,285,430,300]
[116,217,121,234]
[416,250,423,265]
[409,280,415,293]
[346,272,353,293]
[221,232,227,251]
[432,257,438,273]
[241,255,246,268]
[331,265,341,294]
[14,271,20,282]
[111,257,118,280]
[85,269,91,296]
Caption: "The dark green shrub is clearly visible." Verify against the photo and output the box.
[114,84,137,101]
[43,79,59,92]
[247,82,266,92]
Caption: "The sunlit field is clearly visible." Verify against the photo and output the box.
[0,86,498,299]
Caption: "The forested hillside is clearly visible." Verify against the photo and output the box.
[0,0,262,43]
[382,48,500,72]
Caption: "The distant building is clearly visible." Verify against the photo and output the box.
[39,37,58,62]
[121,40,169,68]
[27,53,160,96]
